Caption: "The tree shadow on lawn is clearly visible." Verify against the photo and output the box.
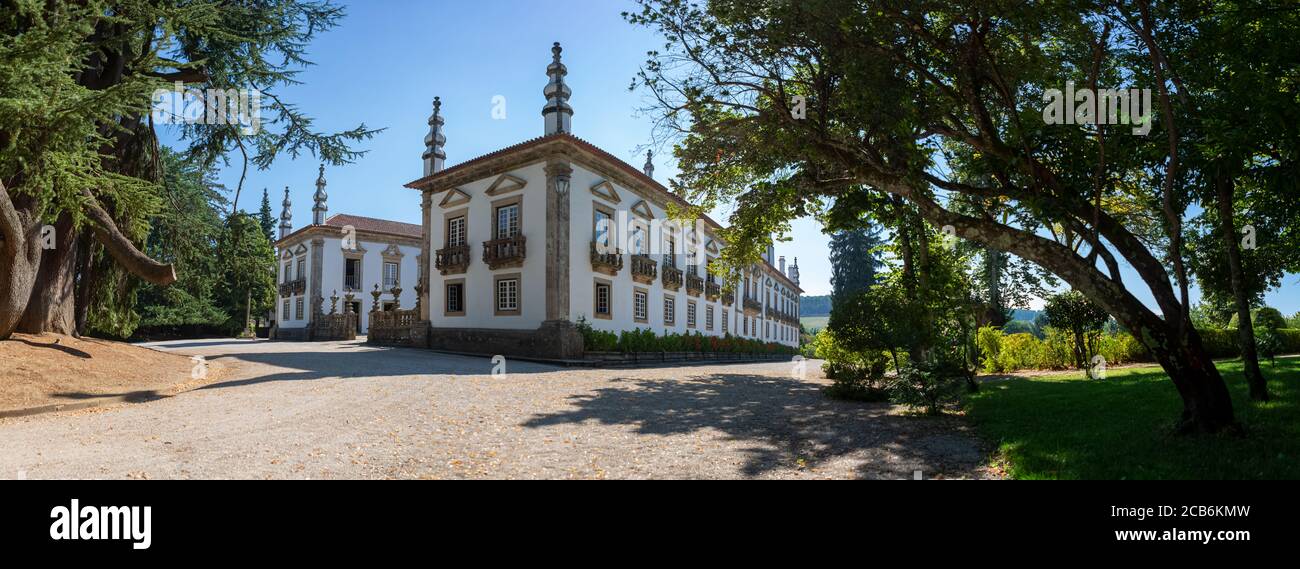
[966,360,1300,479]
[522,373,989,479]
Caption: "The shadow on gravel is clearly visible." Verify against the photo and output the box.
[190,346,564,391]
[521,373,986,479]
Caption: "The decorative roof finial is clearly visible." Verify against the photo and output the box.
[423,96,447,176]
[643,149,655,178]
[312,164,328,225]
[279,186,292,240]
[542,41,573,136]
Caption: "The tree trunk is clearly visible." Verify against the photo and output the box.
[0,182,43,340]
[17,214,78,335]
[1215,169,1268,401]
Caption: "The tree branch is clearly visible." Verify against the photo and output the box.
[82,190,176,286]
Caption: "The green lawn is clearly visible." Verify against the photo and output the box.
[801,315,830,332]
[964,358,1300,479]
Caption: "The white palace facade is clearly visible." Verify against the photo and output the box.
[404,43,800,358]
[270,43,801,356]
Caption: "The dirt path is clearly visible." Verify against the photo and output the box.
[0,339,995,479]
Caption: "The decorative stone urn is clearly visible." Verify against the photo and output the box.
[371,283,382,313]
[390,280,402,310]
[329,290,339,315]
[344,291,356,314]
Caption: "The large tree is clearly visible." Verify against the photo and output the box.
[0,0,377,341]
[625,0,1279,433]
[828,227,883,304]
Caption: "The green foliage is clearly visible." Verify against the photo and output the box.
[828,227,883,304]
[812,329,890,402]
[258,189,276,244]
[1044,291,1109,370]
[885,361,967,415]
[214,213,276,335]
[1001,319,1038,337]
[977,326,1151,374]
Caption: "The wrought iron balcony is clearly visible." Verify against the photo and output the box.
[722,291,735,306]
[436,244,471,275]
[631,254,657,284]
[590,241,624,275]
[279,278,306,297]
[662,265,683,290]
[483,235,526,269]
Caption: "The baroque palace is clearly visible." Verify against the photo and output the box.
[273,43,801,358]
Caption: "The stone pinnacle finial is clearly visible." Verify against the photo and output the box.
[542,41,573,136]
[312,164,328,225]
[279,186,293,240]
[423,96,447,176]
[643,149,655,178]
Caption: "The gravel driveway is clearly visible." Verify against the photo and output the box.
[0,339,993,479]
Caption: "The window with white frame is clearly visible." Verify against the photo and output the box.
[722,309,729,334]
[282,298,291,320]
[593,207,613,247]
[496,204,520,239]
[447,215,467,247]
[283,261,292,283]
[496,278,519,312]
[383,261,399,289]
[687,301,697,328]
[706,305,714,331]
[634,290,648,322]
[296,257,306,281]
[294,297,304,320]
[664,295,675,325]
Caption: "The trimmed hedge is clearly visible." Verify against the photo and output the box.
[577,318,798,355]
[1199,327,1300,359]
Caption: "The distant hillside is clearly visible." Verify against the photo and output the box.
[1011,309,1042,322]
[800,295,831,316]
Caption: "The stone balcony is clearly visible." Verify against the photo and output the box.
[743,296,763,314]
[631,254,657,284]
[685,274,704,297]
[590,241,624,276]
[435,244,471,275]
[662,265,683,291]
[705,280,721,300]
[483,235,526,269]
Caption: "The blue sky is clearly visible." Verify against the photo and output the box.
[157,0,1297,315]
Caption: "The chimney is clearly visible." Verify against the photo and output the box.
[312,164,328,225]
[423,96,446,176]
[643,149,655,178]
[279,186,292,240]
[542,42,573,135]
[778,255,786,274]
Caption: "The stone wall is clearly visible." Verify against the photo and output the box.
[424,320,583,360]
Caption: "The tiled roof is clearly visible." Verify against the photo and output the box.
[322,214,422,239]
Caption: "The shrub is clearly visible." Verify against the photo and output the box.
[884,361,966,415]
[975,326,1004,372]
[576,317,618,351]
[816,329,890,401]
[1001,319,1037,336]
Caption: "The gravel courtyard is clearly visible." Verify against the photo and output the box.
[0,339,994,479]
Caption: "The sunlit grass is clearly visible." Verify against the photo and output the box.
[964,358,1300,479]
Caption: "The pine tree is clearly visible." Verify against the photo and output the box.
[828,227,884,304]
[258,189,276,244]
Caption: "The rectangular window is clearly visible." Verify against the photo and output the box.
[496,204,520,239]
[496,278,519,312]
[665,237,676,267]
[282,298,291,320]
[664,295,676,326]
[722,310,729,334]
[447,215,467,247]
[344,258,361,290]
[446,282,464,314]
[296,257,306,282]
[595,282,611,318]
[631,225,646,255]
[687,301,697,328]
[294,296,304,320]
[633,290,648,322]
[706,305,714,331]
[383,261,399,289]
[283,262,292,283]
[593,207,612,247]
